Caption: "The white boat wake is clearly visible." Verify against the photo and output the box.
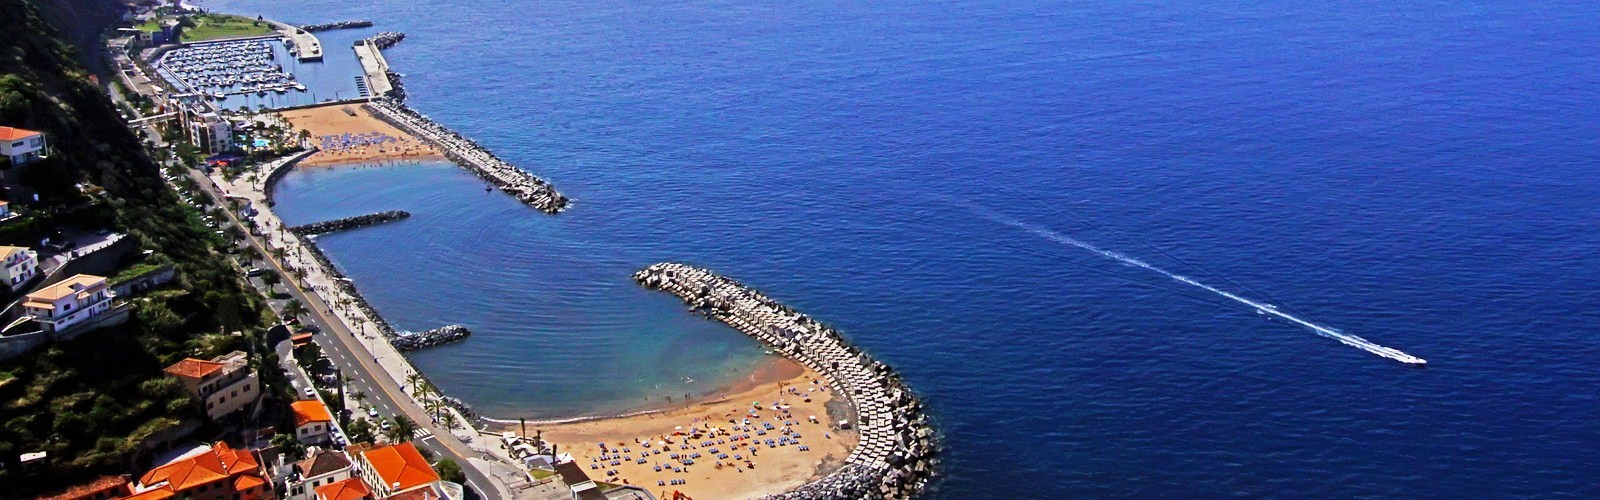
[981,212,1426,365]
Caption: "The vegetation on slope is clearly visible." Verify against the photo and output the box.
[0,0,271,493]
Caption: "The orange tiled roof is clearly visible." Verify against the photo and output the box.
[232,473,266,492]
[121,488,175,500]
[315,477,372,500]
[134,442,264,496]
[0,126,41,141]
[164,358,225,379]
[385,487,442,500]
[38,475,129,500]
[291,399,333,426]
[361,442,440,493]
[0,245,27,260]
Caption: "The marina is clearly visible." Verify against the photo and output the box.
[155,38,305,101]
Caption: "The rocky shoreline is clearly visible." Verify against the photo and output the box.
[366,98,569,214]
[289,210,410,235]
[633,263,939,499]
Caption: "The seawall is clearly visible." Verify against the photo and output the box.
[290,210,411,235]
[633,263,938,499]
[366,98,569,214]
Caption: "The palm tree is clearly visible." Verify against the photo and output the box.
[405,372,425,396]
[283,299,308,320]
[352,390,367,403]
[440,412,458,431]
[385,415,417,443]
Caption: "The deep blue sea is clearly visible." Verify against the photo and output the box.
[208,0,1600,496]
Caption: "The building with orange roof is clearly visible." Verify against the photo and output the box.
[37,475,131,500]
[125,441,271,500]
[292,399,335,445]
[0,125,47,165]
[165,350,260,420]
[285,449,355,500]
[313,477,372,500]
[351,442,442,498]
[23,274,114,333]
[0,244,38,292]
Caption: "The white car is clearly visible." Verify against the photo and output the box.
[367,407,379,418]
[303,387,316,398]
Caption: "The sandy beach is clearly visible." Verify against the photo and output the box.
[501,358,859,499]
[279,104,443,166]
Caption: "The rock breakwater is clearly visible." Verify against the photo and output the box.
[289,210,410,235]
[366,31,406,50]
[300,20,374,32]
[633,263,938,499]
[389,324,472,352]
[366,98,569,214]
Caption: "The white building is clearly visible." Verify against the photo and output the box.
[293,400,334,445]
[285,449,356,500]
[0,126,47,166]
[23,274,114,333]
[0,245,39,292]
[163,350,261,420]
[188,112,233,153]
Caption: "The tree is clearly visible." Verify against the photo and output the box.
[434,458,466,484]
[347,418,375,444]
[440,411,458,431]
[385,415,417,443]
[271,433,305,460]
[282,298,307,320]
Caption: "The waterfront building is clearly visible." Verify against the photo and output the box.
[553,460,605,500]
[313,477,372,500]
[164,350,261,421]
[188,112,234,154]
[0,244,39,292]
[285,449,356,500]
[125,441,271,500]
[292,400,335,445]
[23,274,115,333]
[349,443,444,499]
[0,126,48,166]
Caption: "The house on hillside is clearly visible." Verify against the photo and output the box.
[349,442,449,499]
[0,245,39,292]
[164,350,261,421]
[0,126,48,166]
[125,441,271,500]
[284,448,355,500]
[22,274,115,333]
[292,400,334,445]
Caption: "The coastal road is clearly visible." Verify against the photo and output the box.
[176,167,515,500]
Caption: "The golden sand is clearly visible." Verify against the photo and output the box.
[279,104,443,166]
[507,358,858,499]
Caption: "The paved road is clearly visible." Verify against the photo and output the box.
[176,166,513,500]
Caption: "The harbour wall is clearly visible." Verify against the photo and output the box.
[633,263,938,499]
[300,21,374,32]
[366,98,569,214]
[390,324,472,352]
[290,210,411,235]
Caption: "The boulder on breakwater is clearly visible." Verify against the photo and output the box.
[290,210,410,235]
[633,263,939,499]
[389,324,472,352]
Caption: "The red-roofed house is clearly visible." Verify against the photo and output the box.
[0,244,39,292]
[0,126,47,166]
[165,350,260,420]
[126,441,270,500]
[351,443,443,498]
[314,477,372,500]
[292,399,334,445]
[285,449,355,500]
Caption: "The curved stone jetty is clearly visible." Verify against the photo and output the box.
[300,20,374,32]
[633,263,938,499]
[366,31,406,50]
[390,324,472,352]
[289,210,411,235]
[366,98,569,214]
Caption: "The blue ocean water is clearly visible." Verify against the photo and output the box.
[211,0,1600,496]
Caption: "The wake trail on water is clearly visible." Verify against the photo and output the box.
[969,207,1427,365]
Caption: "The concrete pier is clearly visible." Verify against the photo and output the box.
[352,39,394,97]
[634,263,938,499]
[366,98,569,214]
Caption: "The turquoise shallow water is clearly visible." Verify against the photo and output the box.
[219,0,1600,496]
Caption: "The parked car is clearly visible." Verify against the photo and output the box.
[367,407,379,418]
[303,387,316,398]
[245,268,265,277]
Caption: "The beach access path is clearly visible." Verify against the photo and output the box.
[193,160,553,500]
